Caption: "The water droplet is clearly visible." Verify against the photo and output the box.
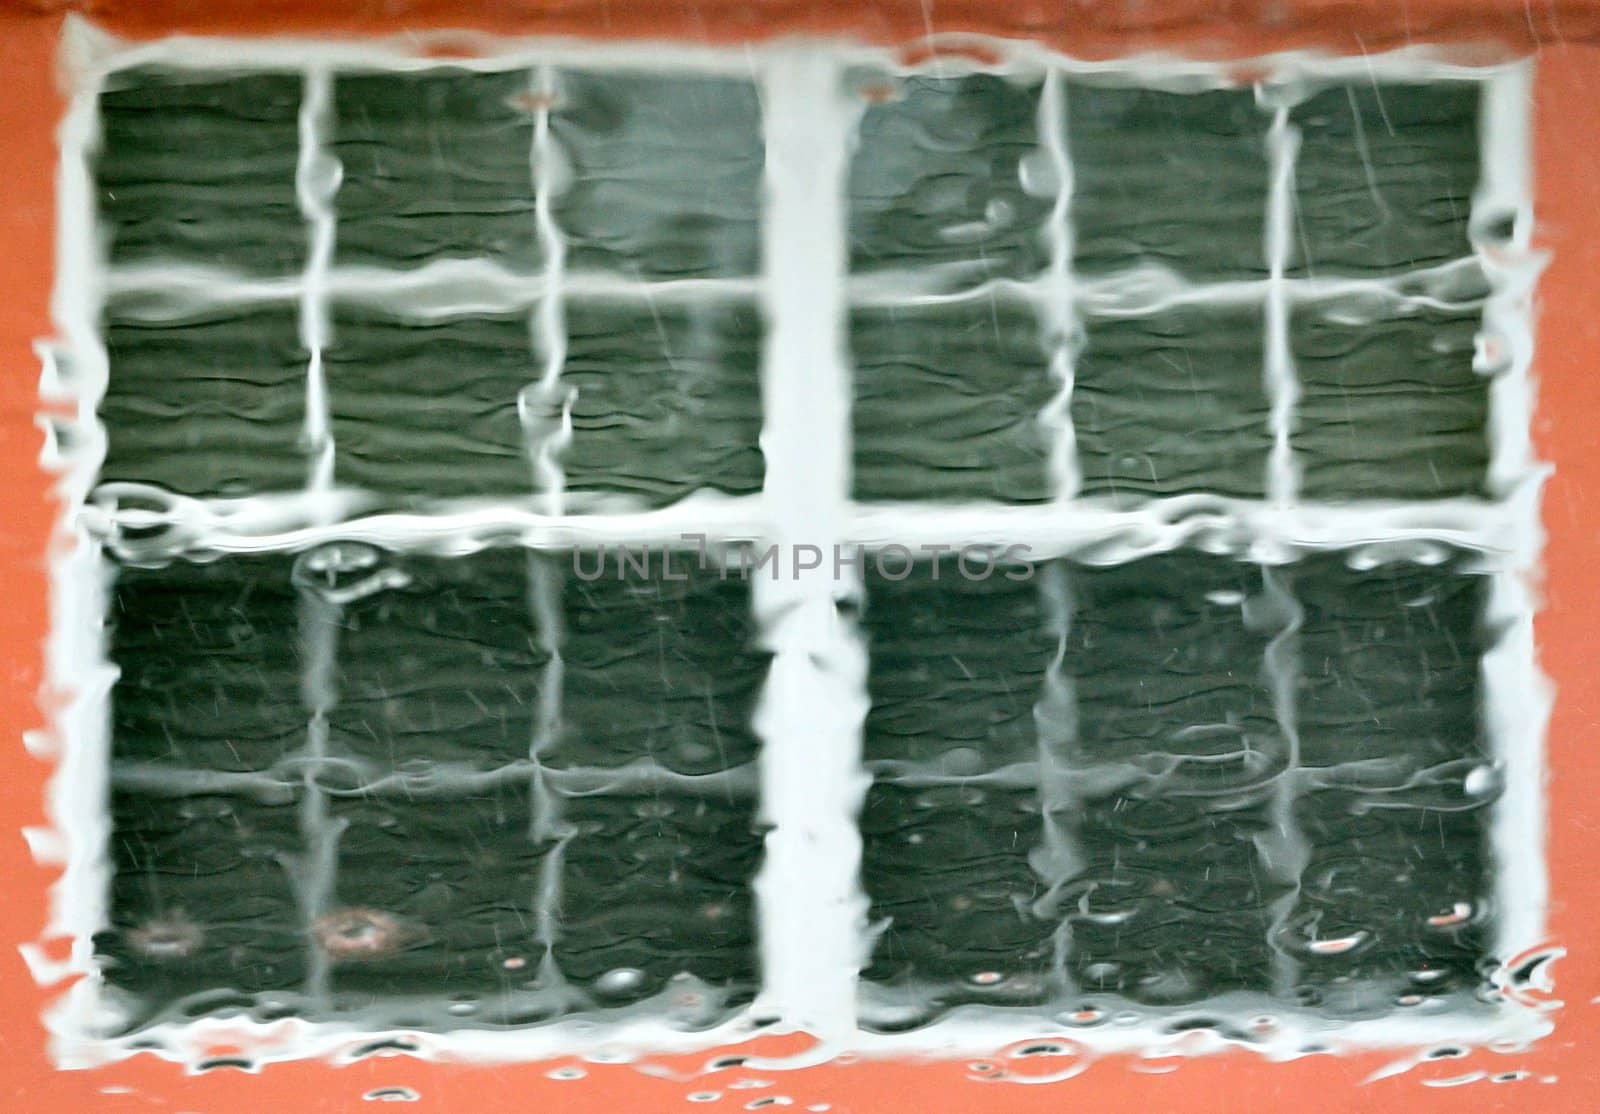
[1305,931,1370,956]
[293,543,409,605]
[363,1088,419,1103]
[1017,148,1060,197]
[595,968,645,996]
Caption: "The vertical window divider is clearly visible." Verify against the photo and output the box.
[296,65,336,502]
[752,47,871,1045]
[1258,93,1311,1001]
[1041,67,1079,504]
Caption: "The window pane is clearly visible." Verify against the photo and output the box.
[553,790,761,1012]
[332,69,540,271]
[327,783,554,1001]
[1074,303,1271,501]
[851,298,1055,503]
[96,68,304,274]
[98,790,306,1025]
[860,783,1053,1019]
[110,554,306,772]
[848,73,1050,289]
[562,298,765,508]
[551,558,766,774]
[1292,83,1480,276]
[862,557,1053,769]
[551,71,762,279]
[326,304,536,500]
[1294,298,1489,500]
[1068,86,1269,280]
[858,559,1055,1017]
[100,301,307,497]
[330,549,548,769]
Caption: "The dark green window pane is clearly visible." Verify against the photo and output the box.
[562,298,765,507]
[330,550,548,768]
[1294,300,1489,500]
[860,784,1053,1008]
[1292,83,1479,276]
[326,305,535,500]
[862,557,1052,768]
[1289,792,1490,1007]
[327,784,553,1000]
[858,559,1054,1011]
[551,72,762,279]
[1059,554,1284,1002]
[550,561,766,774]
[553,791,761,1008]
[1288,554,1491,1006]
[100,301,307,498]
[1068,86,1269,280]
[1066,794,1281,1004]
[96,68,304,274]
[1295,554,1486,772]
[109,554,305,772]
[848,74,1050,287]
[332,69,539,270]
[1062,554,1283,785]
[97,791,306,1022]
[851,299,1055,503]
[1074,304,1270,502]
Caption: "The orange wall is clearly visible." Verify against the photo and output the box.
[3,5,1599,1111]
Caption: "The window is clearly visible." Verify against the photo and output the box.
[41,25,1546,1068]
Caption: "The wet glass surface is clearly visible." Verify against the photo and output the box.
[86,57,1516,1050]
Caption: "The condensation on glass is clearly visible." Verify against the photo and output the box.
[35,22,1547,1069]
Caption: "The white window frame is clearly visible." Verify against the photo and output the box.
[31,16,1550,1069]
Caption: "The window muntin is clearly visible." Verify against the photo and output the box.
[41,29,1546,1067]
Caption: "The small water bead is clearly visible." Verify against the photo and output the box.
[311,907,410,961]
[293,542,410,605]
[595,968,646,996]
[687,1094,722,1104]
[126,912,205,960]
[1427,901,1475,928]
[1017,148,1061,197]
[1304,931,1370,956]
[547,1066,586,1081]
[363,1089,420,1103]
[1011,1042,1068,1058]
[937,746,985,776]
